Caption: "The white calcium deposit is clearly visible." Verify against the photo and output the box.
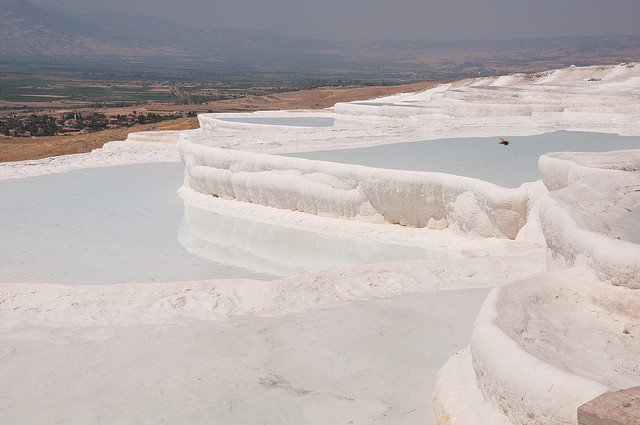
[0,63,638,425]
[0,136,181,181]
[189,63,640,155]
[178,143,544,239]
[433,145,640,425]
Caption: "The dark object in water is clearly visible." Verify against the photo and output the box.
[499,138,510,146]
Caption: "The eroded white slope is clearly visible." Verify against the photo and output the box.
[433,148,640,425]
[541,172,640,288]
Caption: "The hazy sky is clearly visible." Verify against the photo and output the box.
[33,0,640,41]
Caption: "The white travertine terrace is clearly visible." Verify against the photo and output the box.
[190,63,640,155]
[541,171,640,288]
[539,148,640,191]
[433,148,640,425]
[178,142,543,239]
[180,63,640,425]
[0,63,639,425]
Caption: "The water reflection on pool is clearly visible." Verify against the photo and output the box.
[179,201,444,278]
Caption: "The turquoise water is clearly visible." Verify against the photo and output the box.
[286,131,640,188]
[0,163,274,284]
[0,163,437,284]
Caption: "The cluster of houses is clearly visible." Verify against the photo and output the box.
[0,111,183,137]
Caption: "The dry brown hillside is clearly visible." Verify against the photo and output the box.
[0,81,439,163]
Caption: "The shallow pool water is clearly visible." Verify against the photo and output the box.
[0,163,274,284]
[286,131,640,188]
[217,116,335,127]
[180,202,444,277]
[610,206,640,244]
[0,163,439,284]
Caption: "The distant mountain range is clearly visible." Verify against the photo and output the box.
[0,0,344,65]
[2,0,639,77]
